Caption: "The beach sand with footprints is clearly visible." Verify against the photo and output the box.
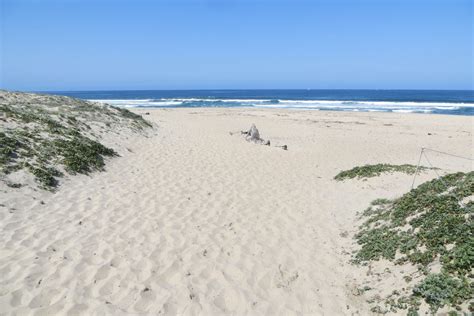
[1,106,472,315]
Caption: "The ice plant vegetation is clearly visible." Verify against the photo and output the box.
[0,91,151,190]
[334,164,432,181]
[353,172,473,314]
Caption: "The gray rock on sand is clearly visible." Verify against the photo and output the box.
[246,124,260,142]
[233,124,289,149]
[244,124,270,145]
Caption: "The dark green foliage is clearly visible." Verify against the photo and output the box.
[442,240,474,275]
[371,198,391,206]
[385,295,420,312]
[1,91,151,190]
[355,227,404,261]
[353,172,474,313]
[413,273,472,313]
[335,163,432,181]
[0,132,21,165]
[1,104,64,132]
[355,172,473,265]
[54,137,117,173]
[29,165,62,188]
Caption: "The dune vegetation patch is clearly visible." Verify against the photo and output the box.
[334,163,433,181]
[0,91,152,190]
[352,171,473,314]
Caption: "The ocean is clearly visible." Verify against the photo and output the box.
[50,90,474,116]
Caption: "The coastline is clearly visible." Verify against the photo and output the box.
[89,99,474,116]
[47,89,474,116]
[1,107,472,314]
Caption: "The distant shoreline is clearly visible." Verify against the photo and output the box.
[32,89,473,116]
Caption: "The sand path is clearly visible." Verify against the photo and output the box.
[1,109,472,315]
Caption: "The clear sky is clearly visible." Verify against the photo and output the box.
[0,0,472,91]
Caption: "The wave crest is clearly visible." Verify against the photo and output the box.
[88,98,474,115]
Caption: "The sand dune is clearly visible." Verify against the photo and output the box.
[1,108,472,315]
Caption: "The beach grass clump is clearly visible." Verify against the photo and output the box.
[0,91,151,190]
[0,131,22,165]
[352,171,474,314]
[335,163,431,181]
[54,137,117,174]
[28,164,63,188]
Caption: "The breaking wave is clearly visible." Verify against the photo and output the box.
[88,98,474,115]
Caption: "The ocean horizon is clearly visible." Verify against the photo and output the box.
[47,89,474,116]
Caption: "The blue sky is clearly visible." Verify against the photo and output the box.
[1,0,472,91]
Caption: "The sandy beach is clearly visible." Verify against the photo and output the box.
[1,108,472,315]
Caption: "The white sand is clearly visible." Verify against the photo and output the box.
[1,108,472,315]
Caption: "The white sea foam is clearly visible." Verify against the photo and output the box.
[87,98,473,113]
[89,99,183,107]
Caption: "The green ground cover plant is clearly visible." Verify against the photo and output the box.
[0,91,151,190]
[352,171,474,314]
[335,164,432,181]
